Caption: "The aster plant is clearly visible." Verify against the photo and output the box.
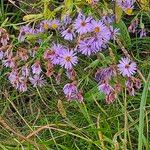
[0,0,145,104]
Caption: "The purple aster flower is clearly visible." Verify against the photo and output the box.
[8,68,18,85]
[8,69,28,92]
[9,71,27,92]
[106,91,115,104]
[11,76,20,90]
[22,65,29,77]
[66,69,77,80]
[62,15,72,26]
[39,20,51,31]
[16,77,27,92]
[0,50,4,60]
[126,77,141,96]
[45,44,65,65]
[63,83,78,100]
[61,27,76,41]
[59,49,78,69]
[91,36,103,51]
[118,57,137,77]
[31,61,42,75]
[35,27,44,34]
[17,81,27,92]
[74,14,92,34]
[134,78,141,89]
[98,83,112,95]
[2,57,15,68]
[29,75,46,87]
[140,27,146,38]
[126,78,135,96]
[101,15,115,25]
[128,19,138,33]
[91,20,111,40]
[17,48,29,61]
[18,26,35,42]
[29,46,38,58]
[18,27,26,41]
[55,72,62,84]
[126,77,133,89]
[95,66,115,83]
[78,39,96,56]
[116,0,134,11]
[50,19,60,29]
[0,28,9,46]
[109,26,120,40]
[90,20,111,49]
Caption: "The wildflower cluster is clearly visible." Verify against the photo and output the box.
[0,5,142,103]
[128,18,148,38]
[116,0,148,37]
[95,56,141,104]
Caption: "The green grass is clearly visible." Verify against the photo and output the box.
[0,1,150,150]
[138,72,150,150]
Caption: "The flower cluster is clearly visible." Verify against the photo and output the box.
[0,10,141,103]
[115,0,148,38]
[96,57,141,104]
[118,57,141,96]
[63,82,83,102]
[95,66,119,104]
[128,18,147,38]
[128,19,138,33]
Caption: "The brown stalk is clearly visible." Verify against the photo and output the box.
[0,116,41,149]
[21,123,67,143]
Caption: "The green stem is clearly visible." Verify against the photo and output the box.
[138,72,150,150]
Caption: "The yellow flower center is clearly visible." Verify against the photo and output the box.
[44,23,49,30]
[51,23,57,29]
[81,21,86,26]
[125,64,130,69]
[125,8,133,15]
[65,56,71,62]
[86,0,92,4]
[94,27,100,33]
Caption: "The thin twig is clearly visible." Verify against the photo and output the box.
[0,116,40,149]
[21,123,67,143]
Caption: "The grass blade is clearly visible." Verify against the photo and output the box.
[138,72,150,150]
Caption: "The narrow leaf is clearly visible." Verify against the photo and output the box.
[138,72,150,150]
[115,4,123,23]
[57,100,67,118]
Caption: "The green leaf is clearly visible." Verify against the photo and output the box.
[23,14,43,21]
[64,0,74,14]
[115,4,123,23]
[115,20,131,48]
[84,59,100,70]
[57,100,67,118]
[77,102,94,127]
[138,72,150,150]
[58,144,70,150]
[85,85,105,101]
